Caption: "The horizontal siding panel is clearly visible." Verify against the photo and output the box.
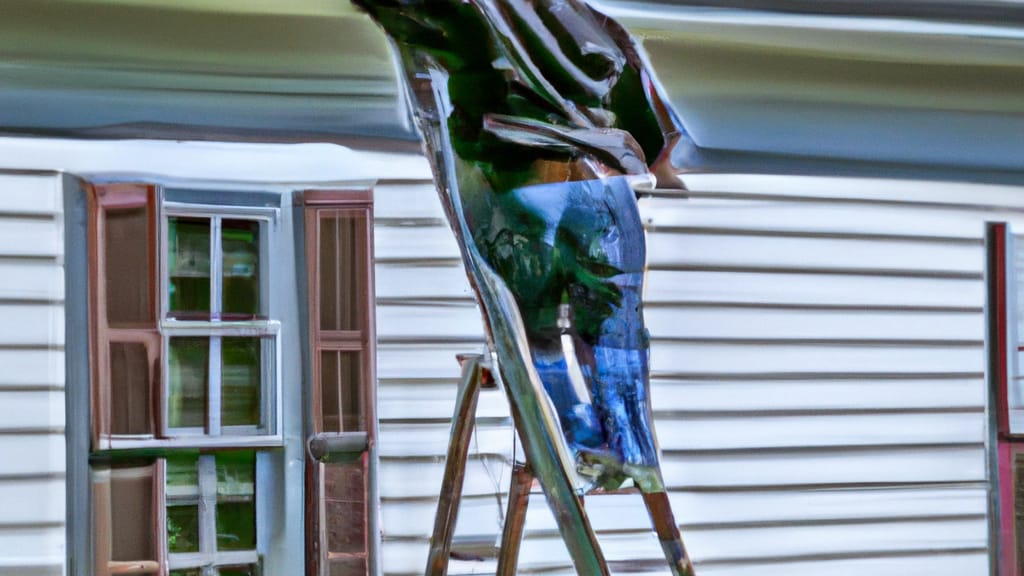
[381,486,986,538]
[0,261,63,301]
[395,554,990,576]
[660,446,985,489]
[677,173,1024,209]
[380,457,512,500]
[645,270,983,308]
[686,518,987,563]
[640,196,990,240]
[0,219,61,258]
[382,517,986,574]
[0,304,64,346]
[646,233,983,275]
[379,343,986,382]
[695,553,988,576]
[0,527,65,564]
[0,390,65,430]
[377,343,492,381]
[649,342,983,376]
[0,434,65,476]
[0,350,64,387]
[373,182,446,220]
[380,446,985,498]
[374,262,473,300]
[0,175,59,215]
[379,383,510,421]
[650,379,985,412]
[654,412,984,451]
[378,422,513,458]
[0,478,65,525]
[375,225,461,261]
[511,518,986,568]
[645,307,982,342]
[376,303,483,342]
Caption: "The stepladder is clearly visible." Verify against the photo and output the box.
[424,353,695,576]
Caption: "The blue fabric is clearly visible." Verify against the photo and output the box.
[475,175,657,470]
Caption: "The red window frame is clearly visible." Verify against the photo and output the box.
[990,222,1022,575]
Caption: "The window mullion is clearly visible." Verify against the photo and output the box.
[211,216,223,317]
[209,336,222,436]
[198,455,218,563]
[210,216,223,437]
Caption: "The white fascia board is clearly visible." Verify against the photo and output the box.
[0,137,432,185]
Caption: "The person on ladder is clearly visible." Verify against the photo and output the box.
[352,1,695,574]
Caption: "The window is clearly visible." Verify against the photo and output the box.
[87,183,284,576]
[81,182,376,576]
[303,190,376,576]
[988,223,1024,575]
[165,453,258,575]
[89,185,281,450]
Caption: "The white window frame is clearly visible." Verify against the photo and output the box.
[157,203,282,448]
[166,454,260,575]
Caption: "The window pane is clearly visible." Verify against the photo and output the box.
[324,462,365,555]
[222,338,261,427]
[216,452,256,552]
[166,456,199,497]
[216,501,256,551]
[169,337,209,429]
[216,452,254,497]
[318,212,366,332]
[105,207,153,325]
[110,466,156,561]
[110,342,153,435]
[320,351,362,433]
[166,504,200,553]
[222,219,261,317]
[168,217,211,316]
[166,457,200,554]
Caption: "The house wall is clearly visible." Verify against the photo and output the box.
[0,173,67,576]
[0,137,433,576]
[0,136,1016,576]
[372,173,1024,575]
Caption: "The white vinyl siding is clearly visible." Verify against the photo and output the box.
[372,174,1004,575]
[0,173,66,576]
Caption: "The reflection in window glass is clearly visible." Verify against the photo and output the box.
[216,452,256,551]
[222,338,261,427]
[168,217,211,316]
[166,504,201,554]
[166,456,201,554]
[169,338,209,429]
[222,220,261,317]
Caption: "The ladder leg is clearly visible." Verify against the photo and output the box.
[642,490,696,576]
[425,355,484,576]
[496,463,533,576]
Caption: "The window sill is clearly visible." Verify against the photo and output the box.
[94,435,284,457]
